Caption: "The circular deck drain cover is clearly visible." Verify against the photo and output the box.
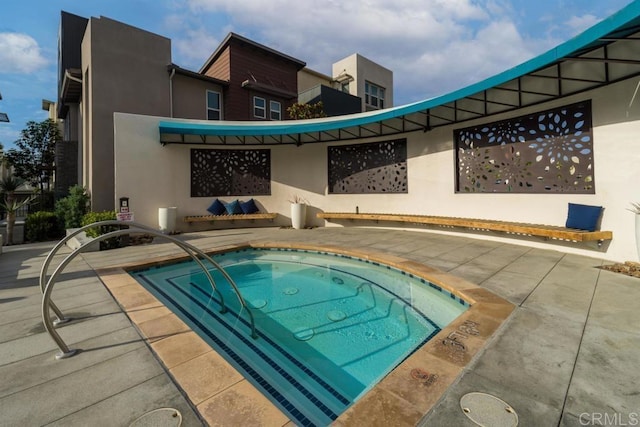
[460,392,518,427]
[248,299,267,309]
[293,327,314,341]
[327,310,347,321]
[283,287,299,295]
[129,408,182,427]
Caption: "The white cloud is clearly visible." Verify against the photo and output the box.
[0,33,48,74]
[565,14,600,35]
[174,0,573,105]
[174,28,222,67]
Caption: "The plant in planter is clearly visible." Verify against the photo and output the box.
[0,196,35,245]
[628,202,640,260]
[1,174,34,245]
[81,210,126,250]
[289,195,308,229]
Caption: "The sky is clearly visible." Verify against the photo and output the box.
[0,0,634,150]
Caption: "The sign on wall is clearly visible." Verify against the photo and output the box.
[191,149,271,197]
[328,139,408,194]
[455,100,594,193]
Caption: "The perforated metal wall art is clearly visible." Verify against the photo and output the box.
[191,149,271,197]
[455,100,594,193]
[328,139,407,194]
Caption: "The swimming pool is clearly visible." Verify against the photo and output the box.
[130,248,469,425]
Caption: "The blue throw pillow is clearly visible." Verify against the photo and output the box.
[240,199,259,214]
[224,200,243,215]
[206,199,226,215]
[565,203,603,231]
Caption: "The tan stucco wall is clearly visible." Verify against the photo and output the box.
[83,16,172,212]
[114,76,640,262]
[298,68,332,93]
[171,74,225,120]
[333,54,393,110]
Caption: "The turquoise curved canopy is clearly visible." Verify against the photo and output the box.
[160,0,640,145]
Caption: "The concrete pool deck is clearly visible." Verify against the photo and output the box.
[1,227,638,426]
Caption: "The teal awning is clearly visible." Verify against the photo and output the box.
[160,0,640,146]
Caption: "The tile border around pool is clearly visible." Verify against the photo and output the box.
[95,241,514,427]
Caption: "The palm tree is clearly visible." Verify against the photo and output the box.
[0,174,27,245]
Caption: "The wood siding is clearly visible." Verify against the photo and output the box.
[204,39,300,120]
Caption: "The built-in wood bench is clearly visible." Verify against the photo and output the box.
[317,212,613,245]
[184,213,277,223]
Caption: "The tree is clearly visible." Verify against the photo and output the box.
[287,101,326,120]
[0,174,33,245]
[5,119,60,193]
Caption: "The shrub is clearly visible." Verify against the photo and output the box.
[55,185,90,229]
[81,211,117,237]
[81,211,125,250]
[29,191,55,213]
[25,211,63,242]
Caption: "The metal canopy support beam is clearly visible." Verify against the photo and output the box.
[401,116,428,129]
[527,73,605,84]
[492,85,557,98]
[564,56,640,65]
[467,95,519,109]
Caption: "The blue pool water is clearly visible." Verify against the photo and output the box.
[130,248,468,426]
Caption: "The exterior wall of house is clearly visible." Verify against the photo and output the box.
[298,68,332,93]
[171,74,226,120]
[205,47,231,82]
[204,39,299,120]
[58,12,87,197]
[332,53,393,111]
[113,76,640,262]
[82,16,172,211]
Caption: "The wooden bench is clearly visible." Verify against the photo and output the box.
[184,212,277,223]
[317,212,613,245]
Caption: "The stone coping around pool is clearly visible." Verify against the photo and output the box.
[94,241,514,426]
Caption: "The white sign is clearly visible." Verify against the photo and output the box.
[116,212,134,222]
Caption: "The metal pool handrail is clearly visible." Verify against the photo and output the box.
[42,222,257,360]
[39,221,227,323]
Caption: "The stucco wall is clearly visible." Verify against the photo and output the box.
[84,16,172,212]
[333,53,394,110]
[114,76,640,262]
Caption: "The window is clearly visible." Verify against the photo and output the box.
[254,96,266,119]
[365,81,385,109]
[270,101,281,120]
[206,90,221,120]
[341,82,350,93]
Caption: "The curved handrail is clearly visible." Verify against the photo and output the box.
[42,222,257,360]
[40,221,227,316]
[39,221,227,323]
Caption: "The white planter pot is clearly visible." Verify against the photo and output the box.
[636,214,640,260]
[291,203,307,229]
[159,207,177,234]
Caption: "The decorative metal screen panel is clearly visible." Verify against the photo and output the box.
[191,149,271,197]
[328,139,407,194]
[455,100,594,193]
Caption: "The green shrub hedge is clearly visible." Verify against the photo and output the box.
[55,186,90,229]
[25,211,63,242]
[81,211,125,250]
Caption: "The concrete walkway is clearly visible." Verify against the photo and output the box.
[0,227,638,426]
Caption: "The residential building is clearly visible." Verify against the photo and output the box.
[333,53,393,111]
[199,32,306,121]
[297,53,394,116]
[57,11,392,210]
[297,68,362,117]
[58,12,227,211]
